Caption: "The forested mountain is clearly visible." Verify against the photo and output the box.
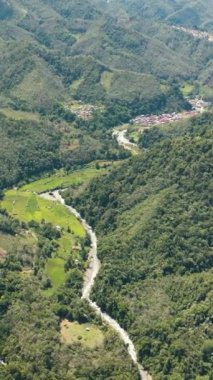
[112,0,213,31]
[66,112,213,379]
[0,110,129,190]
[0,1,213,379]
[0,0,212,117]
[3,0,213,190]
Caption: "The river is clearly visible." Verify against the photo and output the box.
[40,189,152,380]
[112,129,138,151]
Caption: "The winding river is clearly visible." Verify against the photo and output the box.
[40,176,152,380]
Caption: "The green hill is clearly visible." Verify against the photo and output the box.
[0,110,126,190]
[68,112,213,379]
[0,0,212,115]
[113,0,213,31]
[0,1,213,379]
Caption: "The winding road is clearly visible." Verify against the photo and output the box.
[40,184,152,380]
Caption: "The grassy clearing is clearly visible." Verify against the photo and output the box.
[0,108,39,121]
[60,320,104,348]
[44,258,67,296]
[1,190,85,237]
[180,83,195,96]
[57,233,74,259]
[130,131,140,143]
[125,122,150,144]
[69,78,84,95]
[22,163,112,193]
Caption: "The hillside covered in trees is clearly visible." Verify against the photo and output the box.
[0,0,213,379]
[0,207,140,380]
[0,0,212,190]
[0,0,212,119]
[66,112,213,379]
[0,108,129,190]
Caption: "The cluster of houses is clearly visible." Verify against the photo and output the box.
[131,110,196,126]
[131,98,211,127]
[172,25,213,42]
[65,103,101,120]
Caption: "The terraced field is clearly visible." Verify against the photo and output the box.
[1,189,84,235]
[22,162,111,193]
[0,162,116,296]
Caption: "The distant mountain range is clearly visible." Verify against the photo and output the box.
[0,0,212,115]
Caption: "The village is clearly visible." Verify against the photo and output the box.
[131,98,211,127]
[64,101,103,120]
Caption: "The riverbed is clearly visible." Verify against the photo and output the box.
[40,190,152,380]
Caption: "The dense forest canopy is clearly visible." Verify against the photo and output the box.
[0,0,212,117]
[112,0,213,30]
[65,112,213,379]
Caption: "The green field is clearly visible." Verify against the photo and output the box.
[101,71,113,91]
[1,188,85,295]
[180,83,195,96]
[56,234,74,259]
[0,163,115,296]
[1,189,84,236]
[69,79,84,95]
[60,320,104,348]
[22,163,111,193]
[44,258,67,296]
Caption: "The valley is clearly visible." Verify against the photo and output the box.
[0,1,212,379]
[0,164,140,379]
[66,111,212,379]
[1,105,212,379]
[40,190,151,380]
[113,97,212,149]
